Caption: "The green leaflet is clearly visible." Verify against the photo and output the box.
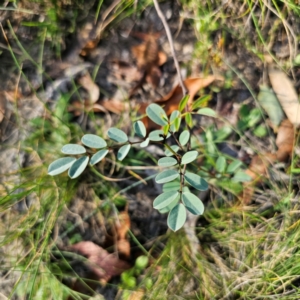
[155,169,179,184]
[134,121,146,138]
[181,151,198,165]
[107,128,128,143]
[182,192,204,215]
[167,203,186,232]
[48,157,76,176]
[216,156,226,173]
[68,156,89,179]
[90,149,108,165]
[184,172,208,191]
[61,144,86,155]
[146,103,168,126]
[81,134,107,149]
[117,144,131,161]
[153,190,179,210]
[158,157,178,167]
[179,130,190,146]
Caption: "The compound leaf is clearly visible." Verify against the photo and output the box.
[68,156,89,178]
[216,156,226,173]
[61,144,86,155]
[179,130,190,146]
[197,107,216,117]
[153,190,179,210]
[167,203,186,232]
[134,121,146,138]
[182,192,204,215]
[181,151,198,165]
[117,144,131,161]
[108,128,128,143]
[81,134,107,149]
[146,103,168,126]
[90,149,108,165]
[158,157,178,167]
[155,169,179,184]
[48,157,76,176]
[184,172,208,191]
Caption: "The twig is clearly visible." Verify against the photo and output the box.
[153,0,187,96]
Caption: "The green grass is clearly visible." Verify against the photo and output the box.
[1,0,300,299]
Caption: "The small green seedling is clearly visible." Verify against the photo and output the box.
[48,100,250,231]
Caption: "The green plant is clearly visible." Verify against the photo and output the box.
[120,255,151,299]
[48,99,251,231]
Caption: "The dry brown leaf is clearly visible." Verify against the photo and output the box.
[128,290,145,300]
[276,119,295,162]
[156,76,221,115]
[0,92,6,123]
[242,153,277,205]
[115,210,131,259]
[130,32,166,94]
[110,60,143,83]
[242,119,295,204]
[77,72,100,104]
[268,66,300,126]
[98,99,127,114]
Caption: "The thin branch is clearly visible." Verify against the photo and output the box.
[153,0,187,96]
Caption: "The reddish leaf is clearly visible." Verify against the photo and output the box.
[66,241,130,299]
[68,241,130,282]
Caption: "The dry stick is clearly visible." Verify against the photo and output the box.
[152,0,187,96]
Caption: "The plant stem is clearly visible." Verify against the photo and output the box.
[152,0,187,96]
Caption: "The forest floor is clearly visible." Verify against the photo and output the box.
[1,1,300,299]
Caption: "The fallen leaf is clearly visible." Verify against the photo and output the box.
[156,76,222,115]
[65,241,130,299]
[115,210,131,259]
[128,290,145,300]
[242,153,277,205]
[97,99,127,114]
[77,72,100,104]
[0,92,7,123]
[268,66,300,126]
[257,85,284,129]
[130,32,167,94]
[110,60,143,83]
[276,119,295,162]
[69,241,130,282]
